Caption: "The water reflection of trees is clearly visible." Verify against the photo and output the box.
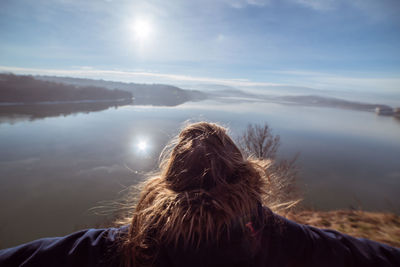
[0,99,132,124]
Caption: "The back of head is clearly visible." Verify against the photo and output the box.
[125,122,266,266]
[164,122,248,191]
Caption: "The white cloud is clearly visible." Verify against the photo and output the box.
[271,70,400,93]
[290,0,400,21]
[1,66,399,95]
[0,65,280,87]
[292,0,336,11]
[216,34,226,42]
[246,0,269,6]
[350,0,400,21]
[225,0,270,9]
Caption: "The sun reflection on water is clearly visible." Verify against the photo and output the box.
[131,137,152,156]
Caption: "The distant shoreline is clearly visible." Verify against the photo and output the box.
[0,98,133,106]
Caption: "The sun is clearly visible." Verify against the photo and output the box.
[137,141,147,151]
[132,19,152,41]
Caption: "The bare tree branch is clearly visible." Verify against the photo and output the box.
[237,123,301,213]
[239,123,281,159]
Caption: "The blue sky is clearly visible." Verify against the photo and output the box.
[0,0,399,95]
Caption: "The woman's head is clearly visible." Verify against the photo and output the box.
[125,122,267,266]
[162,122,248,192]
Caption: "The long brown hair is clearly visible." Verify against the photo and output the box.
[122,122,271,266]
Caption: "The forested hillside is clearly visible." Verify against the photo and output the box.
[0,73,132,103]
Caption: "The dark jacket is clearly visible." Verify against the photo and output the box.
[1,208,399,267]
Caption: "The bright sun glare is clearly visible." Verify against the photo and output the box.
[132,19,152,41]
[137,141,147,151]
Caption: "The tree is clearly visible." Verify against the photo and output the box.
[238,123,281,159]
[238,123,301,213]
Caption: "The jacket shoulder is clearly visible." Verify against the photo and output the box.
[0,226,128,267]
[256,208,400,267]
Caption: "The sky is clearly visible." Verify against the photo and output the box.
[0,0,399,96]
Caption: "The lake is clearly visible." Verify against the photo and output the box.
[1,98,400,249]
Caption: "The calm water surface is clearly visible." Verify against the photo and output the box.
[1,99,400,248]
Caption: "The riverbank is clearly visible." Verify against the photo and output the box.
[286,209,400,247]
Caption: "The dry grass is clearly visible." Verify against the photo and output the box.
[286,209,400,247]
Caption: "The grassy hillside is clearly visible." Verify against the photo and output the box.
[287,209,400,247]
